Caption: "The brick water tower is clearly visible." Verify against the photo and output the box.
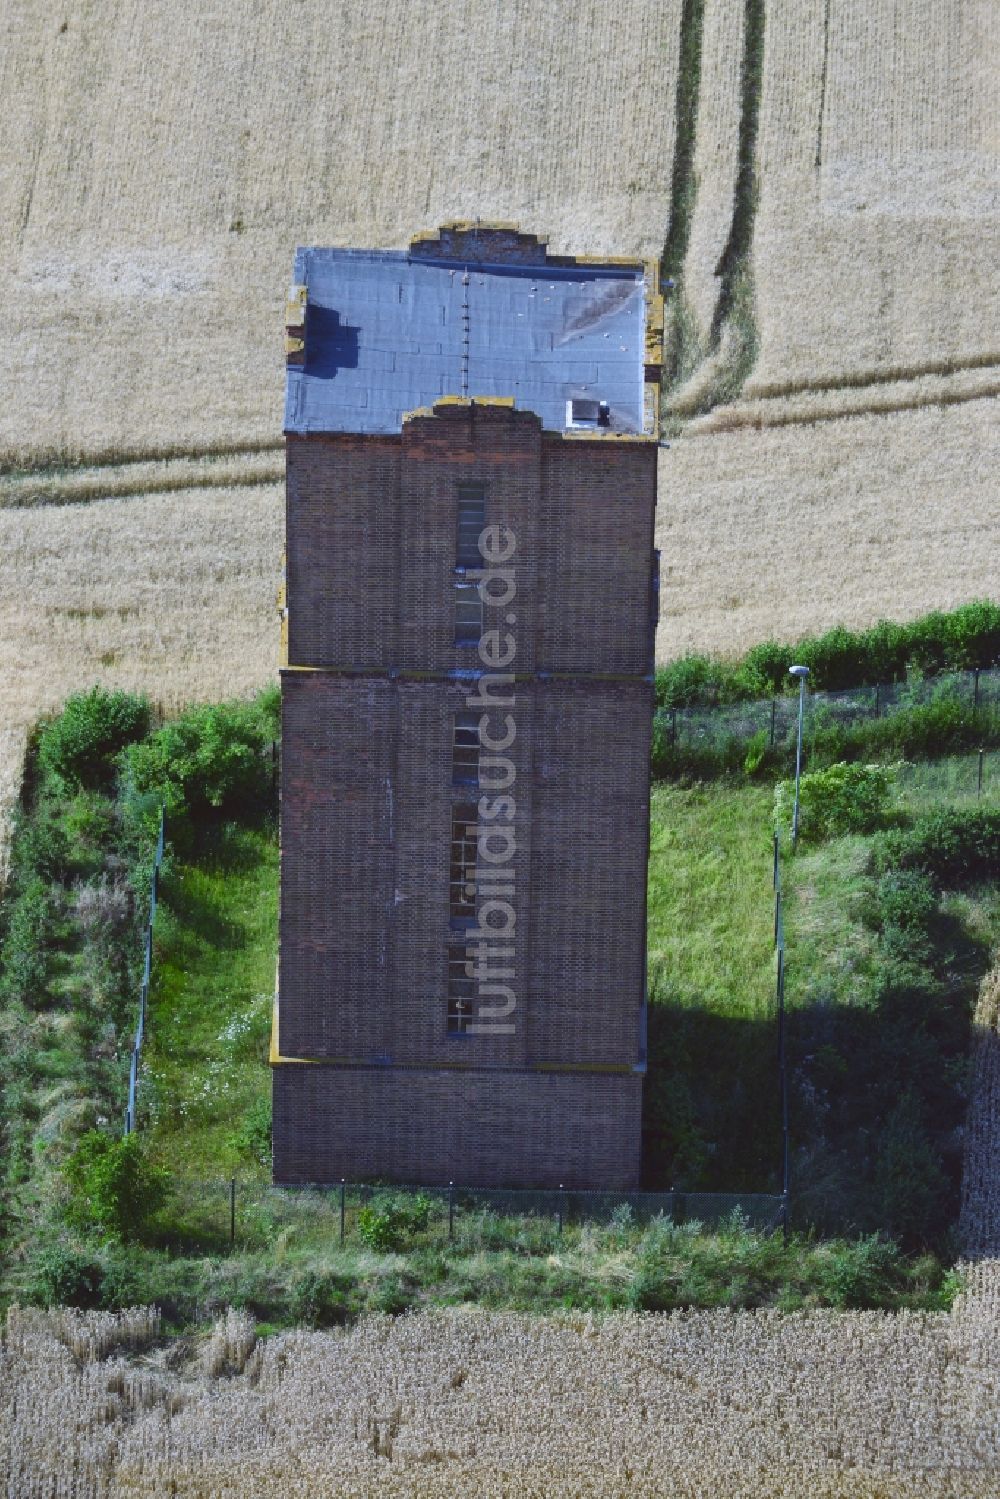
[272,223,661,1189]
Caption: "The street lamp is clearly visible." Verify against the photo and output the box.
[789,665,810,846]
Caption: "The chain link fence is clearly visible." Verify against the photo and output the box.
[157,1178,788,1252]
[656,664,1000,760]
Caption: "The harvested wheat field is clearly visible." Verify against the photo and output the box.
[657,396,1000,658]
[3,1278,1000,1498]
[0,0,681,465]
[0,478,283,729]
[750,0,1000,397]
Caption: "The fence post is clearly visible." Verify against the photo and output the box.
[769,698,776,748]
[557,1185,564,1236]
[230,1178,236,1247]
[974,669,981,710]
[874,683,881,719]
[448,1181,455,1240]
[672,1189,685,1227]
[340,1179,346,1245]
[124,809,166,1136]
[671,708,678,747]
[777,948,789,1242]
[979,749,985,799]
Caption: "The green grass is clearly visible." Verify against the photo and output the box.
[13,1209,959,1324]
[4,693,995,1313]
[647,781,774,1017]
[142,824,276,1180]
[645,780,780,1192]
[894,752,999,813]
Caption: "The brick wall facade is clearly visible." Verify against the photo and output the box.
[285,408,657,677]
[273,1064,642,1189]
[275,400,656,1189]
[279,671,651,1068]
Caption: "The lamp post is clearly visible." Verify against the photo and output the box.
[789,665,810,846]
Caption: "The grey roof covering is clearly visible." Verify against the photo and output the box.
[284,248,647,436]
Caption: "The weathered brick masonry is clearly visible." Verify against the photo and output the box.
[285,414,657,676]
[274,227,660,1189]
[273,1066,642,1190]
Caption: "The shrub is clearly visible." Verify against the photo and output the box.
[874,869,938,944]
[228,1094,272,1167]
[743,729,767,776]
[26,1241,105,1309]
[357,1193,436,1252]
[736,639,793,698]
[120,696,275,831]
[655,655,737,708]
[63,1132,172,1243]
[816,1235,904,1309]
[0,876,55,1005]
[655,600,1000,708]
[873,808,1000,888]
[812,696,989,765]
[775,762,894,842]
[37,688,150,793]
[10,800,73,886]
[288,1269,353,1327]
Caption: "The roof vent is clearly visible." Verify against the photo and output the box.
[566,398,611,429]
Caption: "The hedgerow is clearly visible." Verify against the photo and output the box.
[655,600,1000,708]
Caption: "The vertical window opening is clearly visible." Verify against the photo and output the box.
[449,802,478,925]
[452,711,480,785]
[454,581,483,646]
[456,483,486,569]
[447,942,475,1034]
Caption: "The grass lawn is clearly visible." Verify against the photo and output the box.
[140,762,999,1239]
[142,783,785,1197]
[647,780,775,1017]
[645,780,781,1191]
[143,822,276,1181]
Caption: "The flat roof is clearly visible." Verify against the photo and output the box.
[284,247,648,437]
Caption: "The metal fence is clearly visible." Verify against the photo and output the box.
[160,1177,789,1251]
[774,833,789,1218]
[655,664,1000,758]
[123,807,165,1136]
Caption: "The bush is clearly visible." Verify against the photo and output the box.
[357,1193,436,1252]
[37,688,150,793]
[120,695,276,831]
[874,869,938,936]
[63,1132,172,1243]
[816,1235,904,1309]
[655,655,738,708]
[0,876,55,1005]
[743,729,768,776]
[26,1241,105,1308]
[288,1268,353,1327]
[873,808,1000,888]
[812,697,990,766]
[775,762,894,842]
[229,1094,272,1167]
